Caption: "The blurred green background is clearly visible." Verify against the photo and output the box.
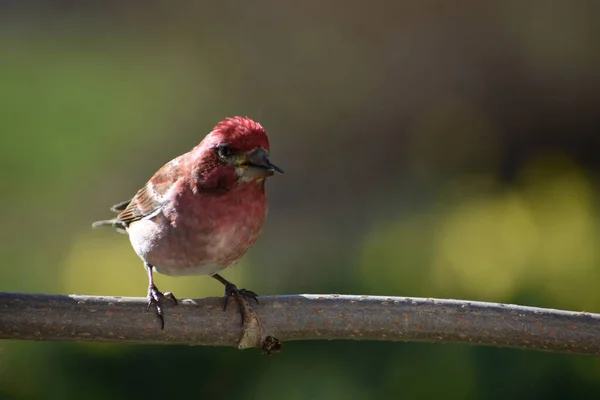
[1,1,600,399]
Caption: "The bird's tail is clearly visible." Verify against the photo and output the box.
[92,219,127,233]
[92,219,116,228]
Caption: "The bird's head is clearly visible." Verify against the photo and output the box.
[195,117,283,186]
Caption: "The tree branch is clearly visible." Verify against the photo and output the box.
[0,292,598,356]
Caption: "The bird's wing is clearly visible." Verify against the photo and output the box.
[117,157,184,226]
[116,185,163,225]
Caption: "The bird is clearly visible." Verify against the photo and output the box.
[92,116,283,329]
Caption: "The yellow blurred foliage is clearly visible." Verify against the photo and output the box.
[433,185,536,301]
[360,153,600,310]
[518,153,599,309]
[359,212,437,296]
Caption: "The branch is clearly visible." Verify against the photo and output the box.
[1,292,599,356]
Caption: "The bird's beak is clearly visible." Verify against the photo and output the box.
[238,148,284,179]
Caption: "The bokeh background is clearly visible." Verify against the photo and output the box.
[1,1,600,399]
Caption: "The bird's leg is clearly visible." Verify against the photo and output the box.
[145,262,177,330]
[211,273,259,312]
[212,274,269,348]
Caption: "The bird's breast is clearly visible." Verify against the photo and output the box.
[128,184,268,276]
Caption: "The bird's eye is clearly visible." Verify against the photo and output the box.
[217,145,233,159]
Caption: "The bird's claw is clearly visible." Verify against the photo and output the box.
[147,284,177,329]
[223,283,259,311]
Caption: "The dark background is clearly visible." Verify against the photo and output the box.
[1,1,600,399]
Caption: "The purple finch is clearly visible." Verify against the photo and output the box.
[93,116,282,328]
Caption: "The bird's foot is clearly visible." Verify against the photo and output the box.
[211,274,260,329]
[146,284,177,330]
[223,282,259,311]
